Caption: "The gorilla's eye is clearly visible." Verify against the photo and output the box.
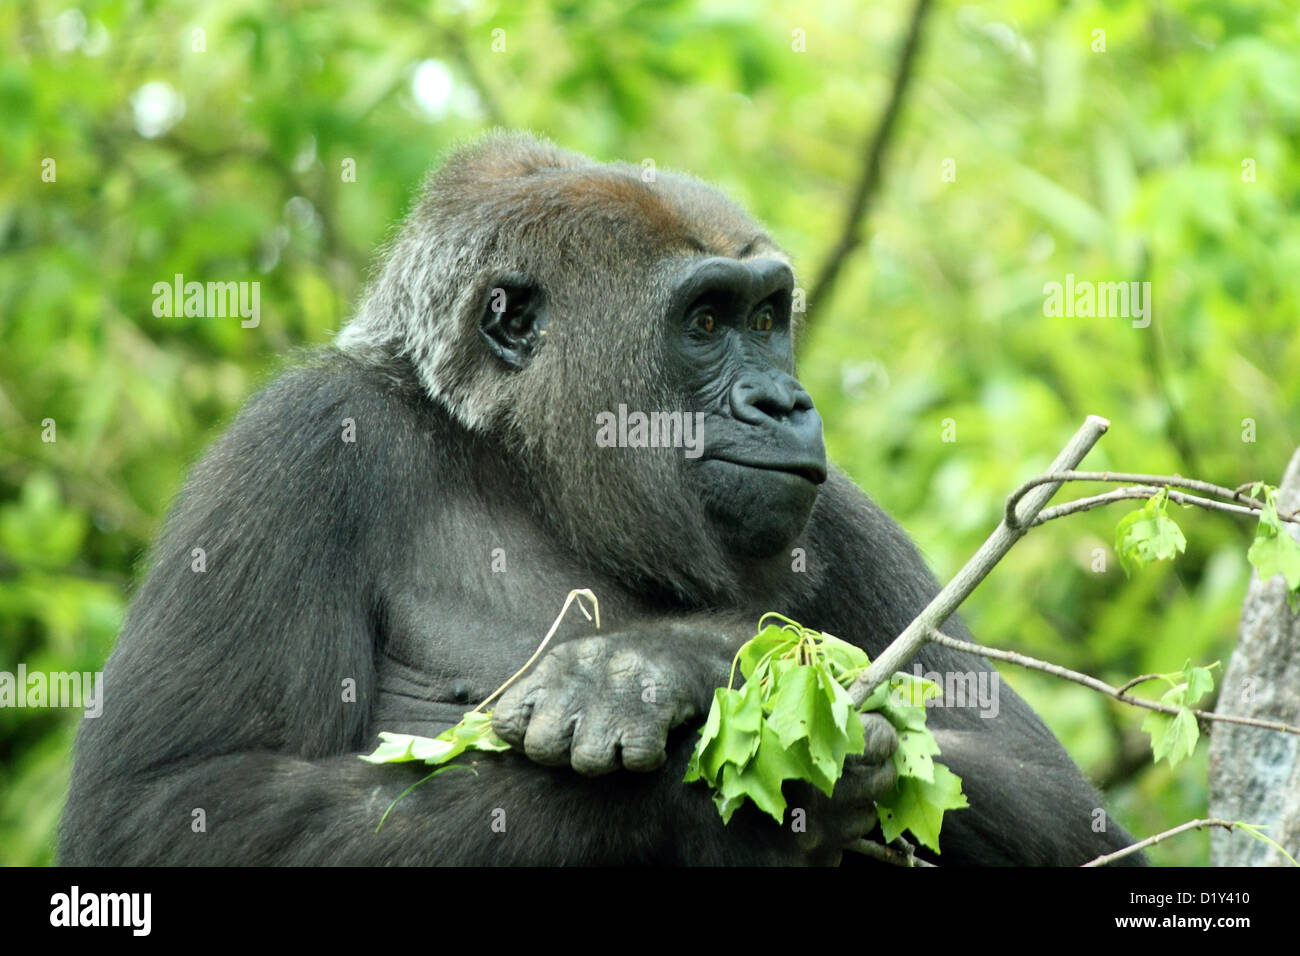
[751,305,775,332]
[689,308,717,334]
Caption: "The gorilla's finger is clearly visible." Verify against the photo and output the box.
[842,752,899,804]
[521,696,579,766]
[569,719,621,777]
[841,806,879,842]
[796,799,877,857]
[617,720,671,773]
[862,758,898,802]
[859,712,899,764]
[491,684,544,746]
[837,761,876,804]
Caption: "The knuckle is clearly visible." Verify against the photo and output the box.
[570,637,607,667]
[605,647,642,679]
[491,690,537,743]
[570,728,619,776]
[522,710,575,765]
[571,745,616,777]
[491,710,525,743]
[621,747,667,772]
[618,727,668,772]
[860,713,899,760]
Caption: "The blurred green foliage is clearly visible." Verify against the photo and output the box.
[2,0,1297,866]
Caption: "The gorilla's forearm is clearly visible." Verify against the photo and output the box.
[59,737,804,865]
[58,604,784,865]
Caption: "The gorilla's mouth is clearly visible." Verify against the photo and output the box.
[709,457,828,485]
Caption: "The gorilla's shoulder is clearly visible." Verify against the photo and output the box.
[804,465,943,602]
[241,348,434,430]
[179,349,449,516]
[809,467,911,548]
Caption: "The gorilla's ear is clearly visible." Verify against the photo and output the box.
[479,276,547,370]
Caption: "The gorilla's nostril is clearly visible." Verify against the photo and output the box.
[754,396,792,420]
[730,374,801,423]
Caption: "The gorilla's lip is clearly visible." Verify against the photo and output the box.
[706,457,828,485]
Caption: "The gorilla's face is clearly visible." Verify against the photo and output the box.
[670,256,828,557]
[395,137,832,597]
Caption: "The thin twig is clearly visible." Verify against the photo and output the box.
[473,589,599,713]
[1032,486,1266,525]
[848,838,937,867]
[1004,470,1300,529]
[925,628,1300,736]
[1082,818,1238,867]
[802,0,933,339]
[1115,673,1162,696]
[848,416,1111,705]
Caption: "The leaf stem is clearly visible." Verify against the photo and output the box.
[473,588,600,714]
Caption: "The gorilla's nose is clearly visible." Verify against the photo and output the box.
[728,373,827,482]
[730,372,813,424]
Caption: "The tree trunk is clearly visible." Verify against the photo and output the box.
[1208,447,1300,865]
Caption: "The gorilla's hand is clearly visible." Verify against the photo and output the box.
[771,712,899,865]
[492,635,709,776]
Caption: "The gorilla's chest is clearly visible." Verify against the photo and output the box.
[369,519,651,736]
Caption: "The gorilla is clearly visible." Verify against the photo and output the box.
[61,133,1141,865]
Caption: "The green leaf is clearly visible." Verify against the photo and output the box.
[359,732,420,764]
[887,671,941,709]
[875,679,931,733]
[893,729,942,784]
[1141,709,1172,762]
[450,711,512,752]
[1115,489,1187,576]
[362,715,508,829]
[806,688,865,788]
[712,765,750,824]
[1247,491,1300,603]
[1141,706,1200,767]
[691,615,965,851]
[782,736,839,797]
[737,625,797,681]
[817,631,871,677]
[818,665,856,736]
[1184,665,1216,709]
[876,764,968,853]
[684,692,723,783]
[767,665,823,748]
[360,710,509,766]
[685,684,763,786]
[717,721,810,824]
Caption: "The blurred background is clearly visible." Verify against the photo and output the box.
[2,0,1298,865]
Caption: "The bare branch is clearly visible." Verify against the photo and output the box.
[848,838,937,867]
[1030,486,1261,526]
[925,628,1300,737]
[1115,673,1163,696]
[1004,470,1300,529]
[1082,818,1239,867]
[801,0,933,338]
[848,416,1111,705]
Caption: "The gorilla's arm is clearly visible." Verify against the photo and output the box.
[65,738,851,865]
[791,469,1143,866]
